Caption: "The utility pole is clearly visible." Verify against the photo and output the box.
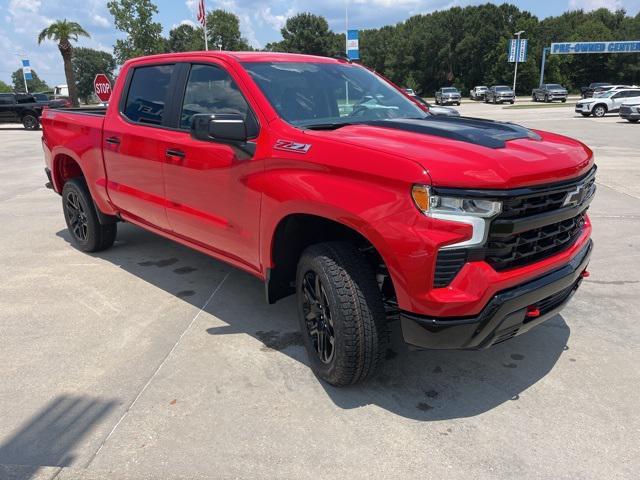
[512,30,525,94]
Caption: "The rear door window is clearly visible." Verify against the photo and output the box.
[0,94,15,105]
[123,64,174,126]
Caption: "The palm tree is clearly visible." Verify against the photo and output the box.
[38,20,90,107]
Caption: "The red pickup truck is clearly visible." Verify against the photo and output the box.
[42,52,595,386]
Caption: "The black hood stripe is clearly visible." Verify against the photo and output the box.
[366,117,542,149]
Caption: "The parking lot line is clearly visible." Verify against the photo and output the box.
[86,271,230,466]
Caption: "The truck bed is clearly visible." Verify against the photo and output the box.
[48,107,107,116]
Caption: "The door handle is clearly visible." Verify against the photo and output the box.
[166,148,186,159]
[105,136,121,145]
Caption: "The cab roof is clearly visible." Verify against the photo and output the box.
[125,51,347,65]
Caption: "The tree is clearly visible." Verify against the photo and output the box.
[206,9,250,51]
[107,0,164,63]
[11,69,50,93]
[72,48,117,103]
[274,13,337,56]
[37,19,90,107]
[0,80,13,93]
[168,23,205,52]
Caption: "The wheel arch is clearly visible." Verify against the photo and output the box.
[265,212,398,306]
[19,109,39,120]
[52,152,117,225]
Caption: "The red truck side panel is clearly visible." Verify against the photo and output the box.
[41,110,116,217]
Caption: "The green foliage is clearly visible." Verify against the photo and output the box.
[107,0,165,63]
[72,48,117,103]
[269,6,640,95]
[37,19,90,106]
[0,80,14,93]
[168,23,205,52]
[268,13,343,56]
[206,9,250,51]
[37,19,90,47]
[11,69,50,93]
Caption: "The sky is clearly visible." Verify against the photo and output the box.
[1,0,639,87]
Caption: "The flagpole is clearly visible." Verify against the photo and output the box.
[204,12,208,51]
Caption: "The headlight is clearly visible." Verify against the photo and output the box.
[411,185,502,248]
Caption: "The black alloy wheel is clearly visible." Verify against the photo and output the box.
[22,114,39,130]
[61,178,117,252]
[301,271,335,364]
[65,190,89,242]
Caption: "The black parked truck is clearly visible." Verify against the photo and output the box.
[0,93,45,130]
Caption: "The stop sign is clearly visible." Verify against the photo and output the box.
[93,74,112,102]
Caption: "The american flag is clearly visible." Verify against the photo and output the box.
[197,0,206,28]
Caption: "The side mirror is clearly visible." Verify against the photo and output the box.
[191,113,248,143]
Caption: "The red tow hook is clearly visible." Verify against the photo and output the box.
[581,270,590,278]
[526,306,541,318]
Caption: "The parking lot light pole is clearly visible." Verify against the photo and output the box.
[512,30,525,94]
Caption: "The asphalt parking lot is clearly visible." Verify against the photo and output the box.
[1,101,639,479]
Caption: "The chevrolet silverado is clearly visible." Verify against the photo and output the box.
[42,52,595,386]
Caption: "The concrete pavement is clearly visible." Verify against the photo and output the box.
[0,103,639,479]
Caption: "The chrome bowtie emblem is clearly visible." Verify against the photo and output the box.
[562,184,586,207]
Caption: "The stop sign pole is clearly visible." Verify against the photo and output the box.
[93,74,112,103]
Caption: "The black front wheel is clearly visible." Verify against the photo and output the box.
[62,178,117,252]
[296,242,388,386]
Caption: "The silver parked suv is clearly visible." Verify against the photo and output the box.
[435,87,461,106]
[485,85,515,104]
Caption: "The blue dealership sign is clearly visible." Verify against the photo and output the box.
[551,41,640,54]
[22,59,33,80]
[508,39,528,62]
[346,29,359,60]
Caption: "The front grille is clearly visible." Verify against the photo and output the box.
[432,167,596,287]
[483,169,595,271]
[485,213,585,271]
[620,106,633,115]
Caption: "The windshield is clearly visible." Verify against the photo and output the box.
[242,61,426,128]
[495,86,511,92]
[598,91,616,98]
[547,84,563,89]
[442,88,459,93]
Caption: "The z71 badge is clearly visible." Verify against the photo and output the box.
[274,139,312,154]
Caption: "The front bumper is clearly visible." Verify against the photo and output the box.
[400,240,592,349]
[575,104,593,113]
[620,110,640,120]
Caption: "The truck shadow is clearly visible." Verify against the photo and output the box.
[0,395,117,480]
[57,224,570,421]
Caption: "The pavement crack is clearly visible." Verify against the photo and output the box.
[84,272,230,468]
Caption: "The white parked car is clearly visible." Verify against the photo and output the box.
[593,84,638,97]
[575,88,640,117]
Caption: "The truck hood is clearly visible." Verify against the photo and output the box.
[308,117,593,189]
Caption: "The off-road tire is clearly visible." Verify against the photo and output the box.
[296,242,388,386]
[62,178,117,252]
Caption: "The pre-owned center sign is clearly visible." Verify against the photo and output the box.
[551,41,640,54]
